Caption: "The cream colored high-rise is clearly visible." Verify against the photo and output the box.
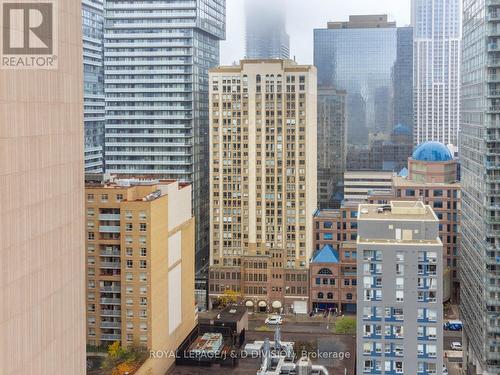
[0,1,85,374]
[85,177,196,374]
[209,59,317,313]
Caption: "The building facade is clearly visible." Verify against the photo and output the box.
[0,2,86,373]
[103,0,226,276]
[343,171,394,201]
[357,202,443,375]
[245,0,290,59]
[412,0,461,146]
[309,243,357,314]
[208,60,317,314]
[85,177,196,372]
[314,15,412,145]
[317,88,346,209]
[369,142,461,300]
[346,124,414,172]
[460,1,500,373]
[83,0,105,173]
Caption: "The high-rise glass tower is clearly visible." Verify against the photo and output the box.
[245,0,290,59]
[461,1,500,373]
[317,88,346,209]
[103,0,226,275]
[314,15,411,145]
[412,0,461,146]
[393,27,414,132]
[83,0,105,173]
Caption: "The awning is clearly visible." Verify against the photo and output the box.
[272,301,282,309]
[258,301,267,307]
[245,300,254,307]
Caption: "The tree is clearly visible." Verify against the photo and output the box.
[216,289,240,308]
[335,316,356,334]
[111,361,140,375]
[108,341,126,361]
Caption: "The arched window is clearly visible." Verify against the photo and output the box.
[346,293,353,300]
[317,292,324,299]
[327,292,333,300]
[318,268,333,275]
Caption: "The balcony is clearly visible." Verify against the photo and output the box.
[99,214,121,221]
[489,43,500,51]
[100,334,121,341]
[100,286,121,292]
[100,298,121,305]
[99,225,121,233]
[487,74,500,82]
[101,309,121,317]
[100,321,122,329]
[488,12,500,21]
[100,261,121,269]
[100,249,120,257]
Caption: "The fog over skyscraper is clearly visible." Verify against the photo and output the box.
[314,15,412,146]
[412,0,461,146]
[245,0,290,59]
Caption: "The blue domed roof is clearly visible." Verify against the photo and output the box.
[412,141,453,162]
[392,124,411,136]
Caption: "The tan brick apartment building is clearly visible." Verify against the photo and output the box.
[85,176,196,371]
[208,59,317,314]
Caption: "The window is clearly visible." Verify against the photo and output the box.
[140,297,147,306]
[140,223,147,232]
[140,260,147,269]
[396,291,404,302]
[323,233,333,240]
[87,232,95,241]
[323,221,333,229]
[126,223,133,232]
[101,194,108,202]
[126,247,133,256]
[140,273,147,282]
[317,292,324,299]
[87,194,94,202]
[140,248,147,257]
[87,208,95,218]
[126,260,133,268]
[116,194,123,202]
[346,293,353,300]
[318,268,333,275]
[139,211,147,220]
[327,292,333,299]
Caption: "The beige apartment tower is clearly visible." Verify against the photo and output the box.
[0,1,85,374]
[209,59,317,314]
[85,177,196,372]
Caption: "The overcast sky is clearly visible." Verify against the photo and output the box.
[220,0,411,65]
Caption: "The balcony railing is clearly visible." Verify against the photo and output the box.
[100,286,121,292]
[101,309,121,317]
[99,225,121,233]
[100,321,122,329]
[100,298,121,305]
[100,261,121,269]
[100,334,121,341]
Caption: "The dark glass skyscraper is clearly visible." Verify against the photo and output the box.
[393,27,414,132]
[314,15,413,145]
[103,0,226,276]
[83,0,105,173]
[245,0,290,59]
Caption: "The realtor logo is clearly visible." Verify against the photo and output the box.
[1,1,58,69]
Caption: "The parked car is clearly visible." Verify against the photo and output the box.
[442,364,448,375]
[265,315,283,325]
[444,320,463,331]
[450,342,463,350]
